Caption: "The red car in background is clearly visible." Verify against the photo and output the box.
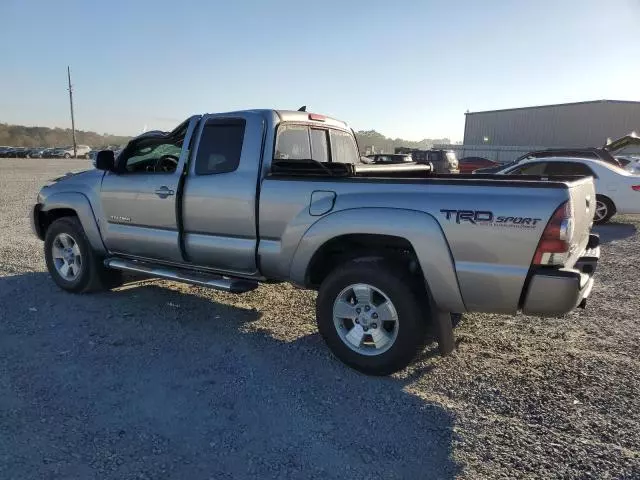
[458,157,501,173]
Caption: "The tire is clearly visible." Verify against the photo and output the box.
[594,195,615,224]
[316,259,428,376]
[64,153,71,159]
[44,217,122,293]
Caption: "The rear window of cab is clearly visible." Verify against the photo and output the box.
[275,124,359,164]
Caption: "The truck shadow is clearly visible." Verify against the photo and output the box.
[593,221,637,244]
[0,272,461,479]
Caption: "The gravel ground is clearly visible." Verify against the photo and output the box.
[1,158,639,479]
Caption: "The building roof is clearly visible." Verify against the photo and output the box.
[465,100,640,116]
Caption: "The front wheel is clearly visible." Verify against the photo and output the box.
[316,260,428,375]
[44,217,122,293]
[64,153,71,159]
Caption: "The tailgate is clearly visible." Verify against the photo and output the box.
[566,177,596,266]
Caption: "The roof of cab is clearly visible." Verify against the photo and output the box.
[274,109,348,129]
[220,109,349,130]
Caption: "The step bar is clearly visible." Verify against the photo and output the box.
[104,258,259,294]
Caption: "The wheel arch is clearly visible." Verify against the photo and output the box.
[290,208,466,313]
[39,192,106,254]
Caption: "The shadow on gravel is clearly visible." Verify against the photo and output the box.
[593,222,637,243]
[0,273,461,479]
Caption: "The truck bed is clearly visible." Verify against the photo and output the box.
[259,171,595,314]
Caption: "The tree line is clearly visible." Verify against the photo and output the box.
[0,123,130,148]
[355,130,451,154]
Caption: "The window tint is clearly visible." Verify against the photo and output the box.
[511,162,547,175]
[330,129,359,164]
[310,128,329,162]
[194,121,245,175]
[275,125,311,160]
[544,161,594,176]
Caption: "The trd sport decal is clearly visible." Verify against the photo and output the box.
[440,209,542,228]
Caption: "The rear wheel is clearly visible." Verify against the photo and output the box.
[316,259,428,375]
[44,217,122,293]
[594,195,615,224]
[64,153,71,159]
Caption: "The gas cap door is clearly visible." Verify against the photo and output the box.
[309,190,336,216]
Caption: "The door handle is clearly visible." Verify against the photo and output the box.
[155,186,175,198]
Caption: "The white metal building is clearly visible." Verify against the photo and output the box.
[463,100,640,148]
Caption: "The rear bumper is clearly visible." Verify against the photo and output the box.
[522,233,600,317]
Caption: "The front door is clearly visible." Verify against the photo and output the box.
[181,112,263,274]
[99,117,200,262]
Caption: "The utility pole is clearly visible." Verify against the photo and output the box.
[67,66,77,158]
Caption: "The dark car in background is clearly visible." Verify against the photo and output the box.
[41,148,56,158]
[458,157,500,174]
[0,146,13,157]
[395,148,459,173]
[28,147,47,158]
[11,147,30,158]
[364,153,414,164]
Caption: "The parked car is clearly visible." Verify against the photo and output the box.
[475,147,623,174]
[32,109,599,375]
[50,145,92,159]
[27,147,46,158]
[365,153,414,164]
[9,147,30,158]
[0,146,14,157]
[39,148,54,158]
[395,148,459,173]
[458,157,501,174]
[497,156,640,224]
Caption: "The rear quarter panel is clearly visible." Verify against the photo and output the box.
[259,177,570,314]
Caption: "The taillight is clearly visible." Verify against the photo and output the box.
[308,113,326,122]
[632,185,640,191]
[532,201,574,266]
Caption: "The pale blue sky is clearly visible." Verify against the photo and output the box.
[1,0,639,140]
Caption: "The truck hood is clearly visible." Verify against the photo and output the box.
[38,168,104,203]
[47,168,99,185]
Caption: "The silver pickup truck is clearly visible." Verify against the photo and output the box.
[32,109,600,375]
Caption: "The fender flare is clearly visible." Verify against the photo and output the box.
[40,192,107,254]
[289,207,466,313]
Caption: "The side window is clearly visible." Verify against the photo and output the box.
[569,162,595,176]
[275,125,311,160]
[545,162,595,177]
[310,129,329,162]
[121,139,183,174]
[194,120,245,175]
[511,162,547,175]
[118,121,189,174]
[330,129,359,164]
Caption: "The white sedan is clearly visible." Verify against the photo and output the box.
[498,156,640,224]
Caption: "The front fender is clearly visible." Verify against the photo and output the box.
[41,192,106,254]
[289,208,466,313]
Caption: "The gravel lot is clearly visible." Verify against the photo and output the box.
[1,158,639,479]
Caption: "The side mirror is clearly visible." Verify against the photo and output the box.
[95,150,115,171]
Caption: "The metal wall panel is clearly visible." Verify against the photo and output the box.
[463,101,640,148]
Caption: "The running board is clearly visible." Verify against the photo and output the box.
[104,258,259,294]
